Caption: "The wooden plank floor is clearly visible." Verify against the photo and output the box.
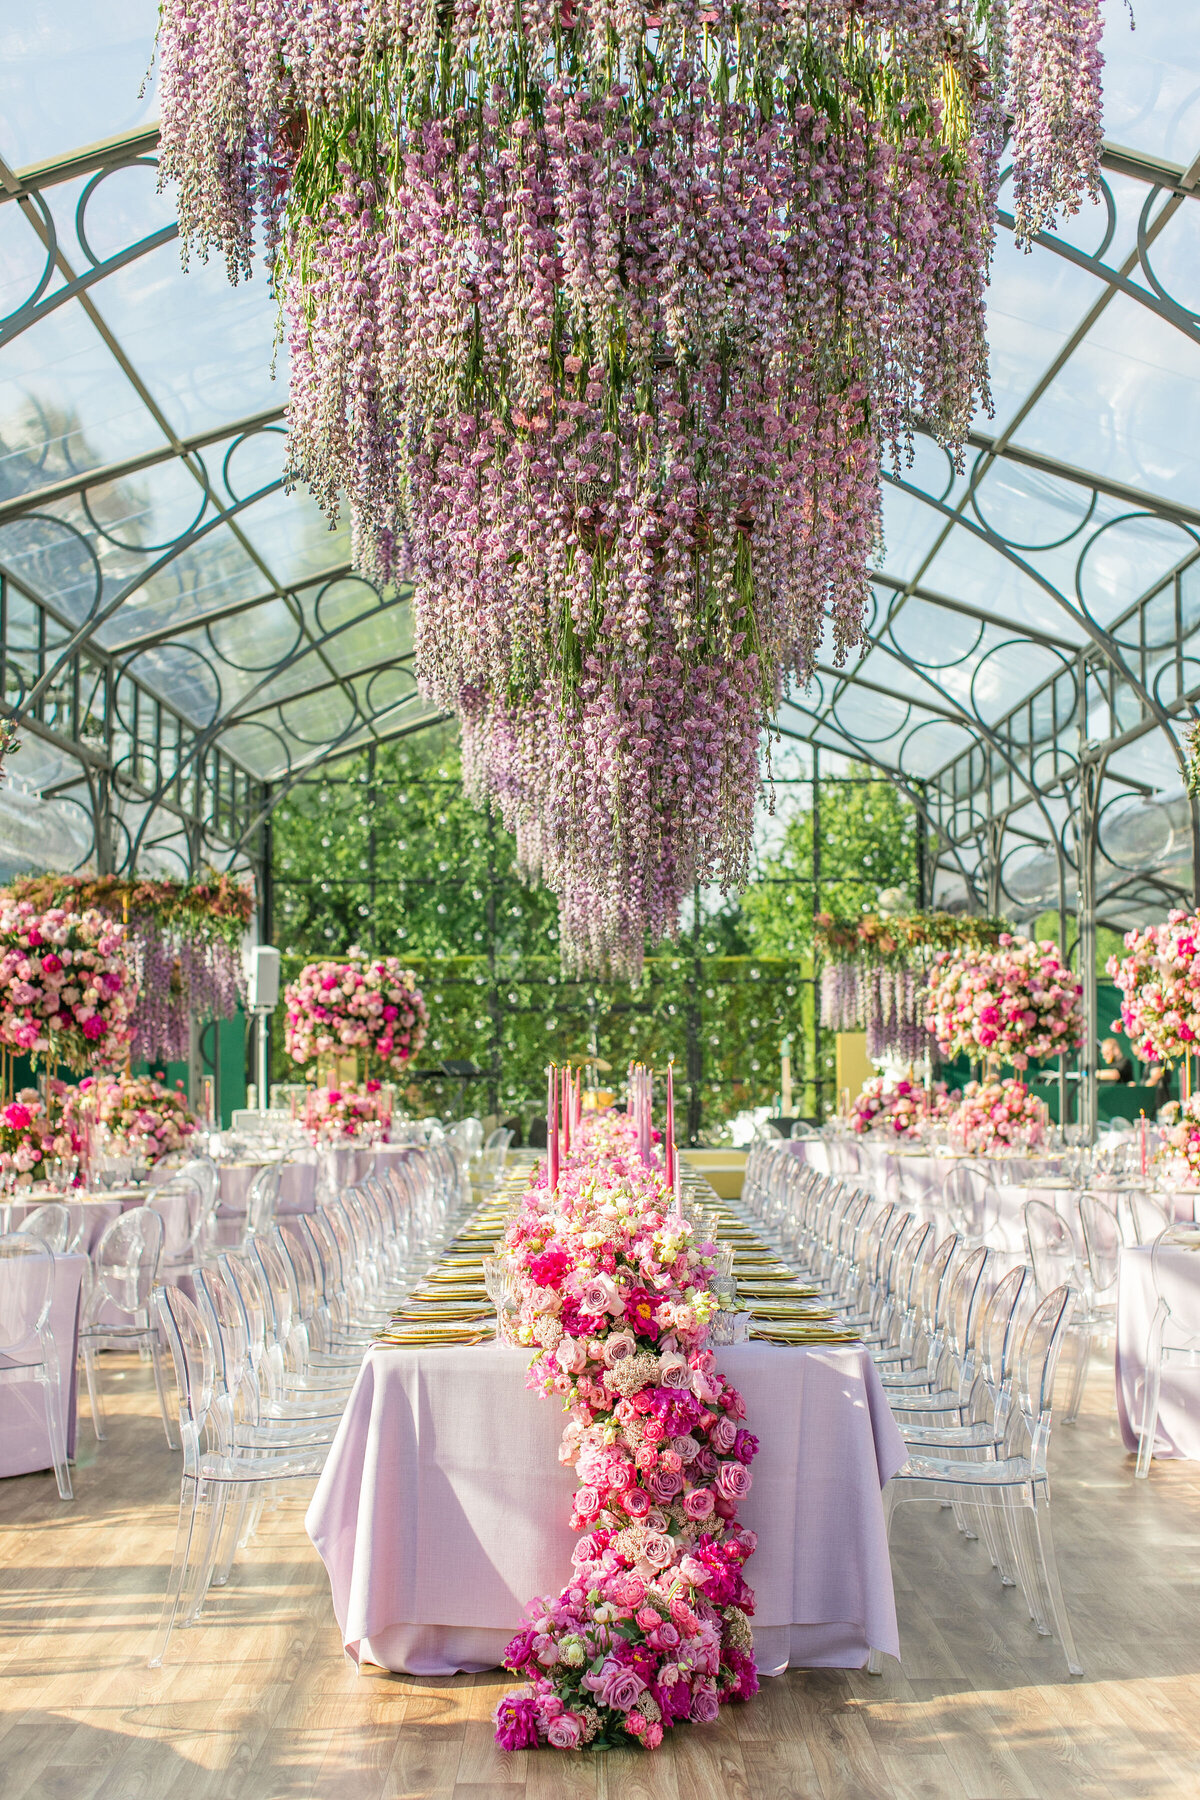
[1,1351,1198,1800]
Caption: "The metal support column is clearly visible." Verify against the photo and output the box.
[811,749,822,1119]
[1077,755,1103,1144]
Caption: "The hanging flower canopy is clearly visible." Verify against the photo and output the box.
[924,933,1083,1072]
[6,875,253,1062]
[156,0,1103,976]
[817,911,1007,1062]
[1107,910,1200,1065]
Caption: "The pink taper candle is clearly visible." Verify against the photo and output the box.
[547,1064,559,1192]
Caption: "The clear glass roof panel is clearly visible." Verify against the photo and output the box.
[89,239,285,439]
[1097,0,1200,165]
[0,294,166,501]
[1012,290,1200,505]
[234,485,352,590]
[0,0,159,170]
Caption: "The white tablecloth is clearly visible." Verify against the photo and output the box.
[307,1339,906,1678]
[0,1250,86,1478]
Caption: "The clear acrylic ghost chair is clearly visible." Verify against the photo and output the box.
[146,1170,208,1280]
[1135,1228,1200,1478]
[479,1127,513,1190]
[78,1206,175,1448]
[148,1284,330,1666]
[0,1233,73,1499]
[869,1284,1082,1679]
[14,1201,71,1253]
[886,1252,1009,1424]
[1024,1199,1091,1423]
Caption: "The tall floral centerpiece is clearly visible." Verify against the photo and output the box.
[7,873,253,1062]
[946,1078,1049,1156]
[0,899,137,1073]
[1107,911,1200,1065]
[155,0,1106,977]
[494,1111,758,1751]
[1158,1098,1200,1186]
[284,954,428,1078]
[924,934,1083,1073]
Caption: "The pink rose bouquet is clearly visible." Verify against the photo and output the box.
[924,933,1082,1071]
[284,952,427,1075]
[946,1077,1049,1155]
[302,1081,390,1145]
[494,1111,758,1752]
[0,1087,80,1184]
[0,900,137,1070]
[1108,910,1200,1065]
[1157,1098,1200,1186]
[73,1073,196,1166]
[849,1077,958,1138]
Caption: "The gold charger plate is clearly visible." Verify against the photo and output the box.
[749,1327,860,1345]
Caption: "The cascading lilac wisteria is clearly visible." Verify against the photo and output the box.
[125,919,244,1061]
[155,0,1106,975]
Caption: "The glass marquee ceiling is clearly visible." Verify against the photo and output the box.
[1,2,1200,920]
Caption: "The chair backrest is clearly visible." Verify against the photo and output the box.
[944,1163,1001,1243]
[483,1127,512,1152]
[245,1162,283,1238]
[1149,1229,1200,1351]
[917,1232,961,1333]
[0,1232,54,1354]
[447,1117,484,1157]
[1011,1283,1075,1469]
[192,1262,253,1401]
[977,1263,1032,1389]
[1024,1198,1078,1297]
[91,1206,165,1314]
[14,1201,70,1253]
[1119,1189,1172,1246]
[147,1171,205,1260]
[944,1245,994,1362]
[152,1283,217,1468]
[1078,1191,1122,1298]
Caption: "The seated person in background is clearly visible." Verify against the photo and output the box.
[1098,1036,1134,1084]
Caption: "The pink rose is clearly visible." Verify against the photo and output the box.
[682,1488,715,1521]
[635,1607,660,1633]
[594,1662,647,1712]
[641,1532,674,1569]
[623,1487,651,1519]
[658,1352,692,1389]
[710,1415,737,1454]
[690,1683,721,1724]
[716,1462,753,1501]
[645,1466,682,1503]
[546,1713,583,1749]
[573,1486,601,1520]
[678,1554,710,1588]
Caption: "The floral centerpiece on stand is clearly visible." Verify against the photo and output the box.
[946,1078,1049,1156]
[0,899,137,1070]
[493,1110,758,1753]
[1107,910,1200,1064]
[302,1082,390,1145]
[1156,1099,1200,1187]
[849,1077,958,1139]
[924,933,1083,1072]
[72,1074,197,1167]
[285,953,428,1077]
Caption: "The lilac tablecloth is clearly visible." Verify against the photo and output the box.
[307,1339,906,1677]
[0,1250,86,1478]
[218,1160,319,1219]
[1115,1243,1200,1460]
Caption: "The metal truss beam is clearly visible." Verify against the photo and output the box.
[3,127,163,202]
[108,561,360,655]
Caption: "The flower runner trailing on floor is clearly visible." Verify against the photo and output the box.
[154,0,1106,979]
[493,1106,758,1752]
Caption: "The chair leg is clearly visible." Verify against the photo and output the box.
[1061,1325,1092,1426]
[81,1340,106,1441]
[977,1510,1016,1587]
[149,1333,178,1452]
[149,1478,204,1668]
[1004,1503,1050,1634]
[38,1354,73,1502]
[1136,1359,1163,1479]
[1030,1499,1083,1678]
[187,1483,232,1624]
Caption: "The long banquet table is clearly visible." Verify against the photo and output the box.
[306,1336,906,1677]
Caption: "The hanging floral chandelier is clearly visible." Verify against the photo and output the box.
[156,0,1103,976]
